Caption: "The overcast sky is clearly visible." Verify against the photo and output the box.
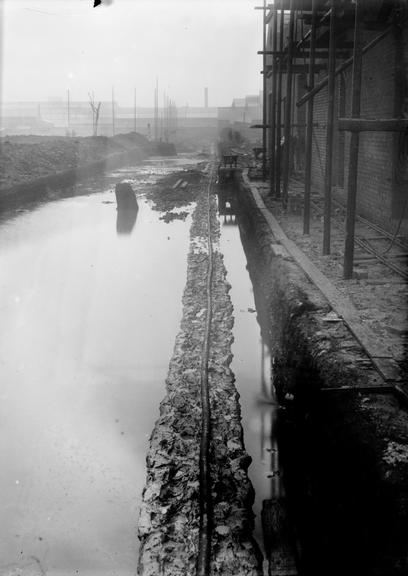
[0,0,263,107]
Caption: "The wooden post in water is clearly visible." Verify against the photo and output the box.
[282,0,295,209]
[343,0,364,278]
[303,0,317,235]
[322,0,336,255]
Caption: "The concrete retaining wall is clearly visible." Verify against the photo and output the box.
[235,174,408,576]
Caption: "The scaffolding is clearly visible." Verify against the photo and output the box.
[259,0,408,279]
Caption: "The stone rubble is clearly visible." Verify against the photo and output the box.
[138,171,262,575]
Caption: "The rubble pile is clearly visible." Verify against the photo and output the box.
[138,172,261,575]
[146,169,205,219]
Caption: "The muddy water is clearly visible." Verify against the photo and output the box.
[0,160,194,576]
[219,214,282,559]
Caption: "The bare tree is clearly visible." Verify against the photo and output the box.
[88,92,101,136]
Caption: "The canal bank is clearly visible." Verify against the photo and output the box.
[234,171,408,576]
[0,133,151,212]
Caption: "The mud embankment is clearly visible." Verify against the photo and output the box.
[235,174,408,576]
[138,170,261,575]
[0,132,150,211]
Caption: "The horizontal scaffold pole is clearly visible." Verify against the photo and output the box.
[258,50,351,57]
[264,64,327,74]
[251,123,319,129]
[338,118,408,131]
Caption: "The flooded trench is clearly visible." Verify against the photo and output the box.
[219,217,279,548]
[218,199,292,576]
[0,157,284,575]
[0,158,196,576]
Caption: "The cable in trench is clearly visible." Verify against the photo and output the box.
[196,163,215,576]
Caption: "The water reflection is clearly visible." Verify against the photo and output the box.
[221,213,237,226]
[0,177,191,574]
[216,183,236,217]
[258,341,282,498]
[116,208,138,235]
[219,215,297,573]
[219,222,279,534]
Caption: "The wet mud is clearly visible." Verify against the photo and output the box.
[138,169,261,575]
[145,168,206,216]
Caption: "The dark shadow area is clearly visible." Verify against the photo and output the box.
[235,185,408,576]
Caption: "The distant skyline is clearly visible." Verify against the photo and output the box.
[0,0,263,108]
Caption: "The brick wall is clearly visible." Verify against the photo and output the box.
[309,28,407,235]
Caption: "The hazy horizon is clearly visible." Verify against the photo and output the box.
[0,0,263,108]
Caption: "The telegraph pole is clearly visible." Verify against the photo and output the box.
[112,86,116,136]
[154,77,159,141]
[67,88,71,133]
[134,87,137,132]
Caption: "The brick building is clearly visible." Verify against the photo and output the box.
[263,0,408,244]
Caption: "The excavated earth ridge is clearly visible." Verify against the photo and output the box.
[138,170,261,575]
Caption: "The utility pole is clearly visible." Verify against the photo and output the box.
[67,88,71,133]
[112,86,116,137]
[163,90,167,141]
[134,87,137,132]
[154,77,159,141]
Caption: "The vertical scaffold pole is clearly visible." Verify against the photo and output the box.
[303,0,317,234]
[262,0,267,180]
[282,0,295,208]
[322,0,336,254]
[270,5,278,196]
[343,0,364,278]
[275,2,284,199]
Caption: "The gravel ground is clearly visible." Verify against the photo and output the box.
[257,180,408,372]
[138,169,261,575]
